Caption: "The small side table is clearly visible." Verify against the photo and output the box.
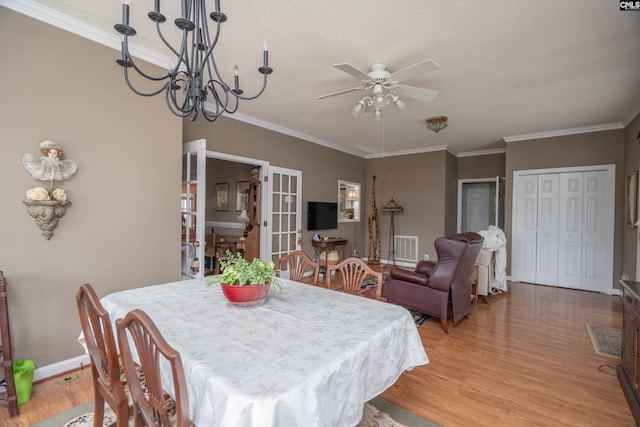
[471,265,479,305]
[311,238,348,274]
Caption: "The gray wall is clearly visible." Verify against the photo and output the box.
[0,9,182,367]
[366,152,448,261]
[458,153,506,180]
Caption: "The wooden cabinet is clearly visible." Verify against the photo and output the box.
[619,280,640,425]
[0,271,18,417]
[249,181,260,226]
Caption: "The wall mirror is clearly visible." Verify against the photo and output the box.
[338,180,360,222]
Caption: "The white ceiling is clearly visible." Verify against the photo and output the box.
[7,0,640,157]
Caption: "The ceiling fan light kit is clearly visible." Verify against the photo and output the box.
[426,116,448,133]
[318,59,440,120]
[114,0,273,122]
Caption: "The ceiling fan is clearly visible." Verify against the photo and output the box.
[317,59,440,119]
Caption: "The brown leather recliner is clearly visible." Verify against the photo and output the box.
[381,232,483,333]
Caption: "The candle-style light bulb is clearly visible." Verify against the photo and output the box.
[234,65,239,90]
[263,41,269,67]
[122,0,131,26]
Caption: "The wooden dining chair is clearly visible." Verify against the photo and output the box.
[276,250,320,285]
[326,257,384,300]
[76,284,130,427]
[116,309,191,427]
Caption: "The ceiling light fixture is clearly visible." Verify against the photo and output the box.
[114,0,273,122]
[352,84,406,120]
[426,115,448,133]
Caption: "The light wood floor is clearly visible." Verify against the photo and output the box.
[0,271,635,426]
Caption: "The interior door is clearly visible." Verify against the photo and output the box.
[457,177,503,233]
[181,139,206,280]
[535,174,560,286]
[268,166,302,266]
[461,183,491,232]
[512,174,538,283]
[557,172,583,289]
[580,170,611,292]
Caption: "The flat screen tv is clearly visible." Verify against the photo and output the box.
[307,201,338,231]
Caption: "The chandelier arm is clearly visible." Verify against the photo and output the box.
[153,21,183,60]
[122,68,170,97]
[208,80,233,113]
[166,76,194,115]
[201,25,228,92]
[231,74,269,101]
[120,38,172,84]
[164,89,193,118]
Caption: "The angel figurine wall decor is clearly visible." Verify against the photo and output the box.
[22,140,76,240]
[23,140,77,184]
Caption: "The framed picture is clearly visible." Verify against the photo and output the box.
[625,171,638,228]
[215,183,229,211]
[236,181,250,211]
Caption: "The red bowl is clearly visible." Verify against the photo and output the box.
[221,283,271,307]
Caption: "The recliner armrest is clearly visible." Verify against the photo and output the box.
[415,260,436,276]
[390,268,429,286]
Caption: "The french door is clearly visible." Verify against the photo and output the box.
[512,165,614,293]
[181,140,206,280]
[268,166,302,266]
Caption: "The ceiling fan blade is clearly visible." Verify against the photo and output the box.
[317,86,365,99]
[390,84,439,102]
[389,59,440,83]
[333,63,371,81]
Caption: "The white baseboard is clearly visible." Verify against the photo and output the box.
[33,354,90,383]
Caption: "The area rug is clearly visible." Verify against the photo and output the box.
[337,274,430,326]
[586,324,621,358]
[35,397,440,427]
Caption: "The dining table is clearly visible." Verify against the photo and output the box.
[99,277,429,427]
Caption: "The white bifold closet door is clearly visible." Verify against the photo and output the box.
[512,168,612,293]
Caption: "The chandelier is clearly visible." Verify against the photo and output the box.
[114,0,273,122]
[352,84,406,121]
[425,115,448,133]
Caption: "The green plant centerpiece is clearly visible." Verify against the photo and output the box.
[208,252,281,307]
[209,251,281,290]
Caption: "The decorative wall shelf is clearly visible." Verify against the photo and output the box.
[23,200,71,240]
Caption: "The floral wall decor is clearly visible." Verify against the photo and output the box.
[22,140,77,239]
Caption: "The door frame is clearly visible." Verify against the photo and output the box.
[512,164,616,293]
[457,177,502,232]
[204,151,270,259]
[182,139,207,279]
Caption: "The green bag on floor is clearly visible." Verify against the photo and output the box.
[13,359,35,404]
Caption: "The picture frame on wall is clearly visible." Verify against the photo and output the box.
[625,171,638,228]
[236,181,250,211]
[215,182,229,211]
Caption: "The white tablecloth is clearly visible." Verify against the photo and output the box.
[100,278,428,427]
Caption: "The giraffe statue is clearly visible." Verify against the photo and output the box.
[367,175,381,264]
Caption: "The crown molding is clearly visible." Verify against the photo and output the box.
[502,122,625,143]
[365,145,451,159]
[222,111,369,158]
[457,148,506,158]
[1,0,169,71]
[623,102,640,127]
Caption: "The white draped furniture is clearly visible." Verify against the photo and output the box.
[477,225,508,297]
[99,278,428,427]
